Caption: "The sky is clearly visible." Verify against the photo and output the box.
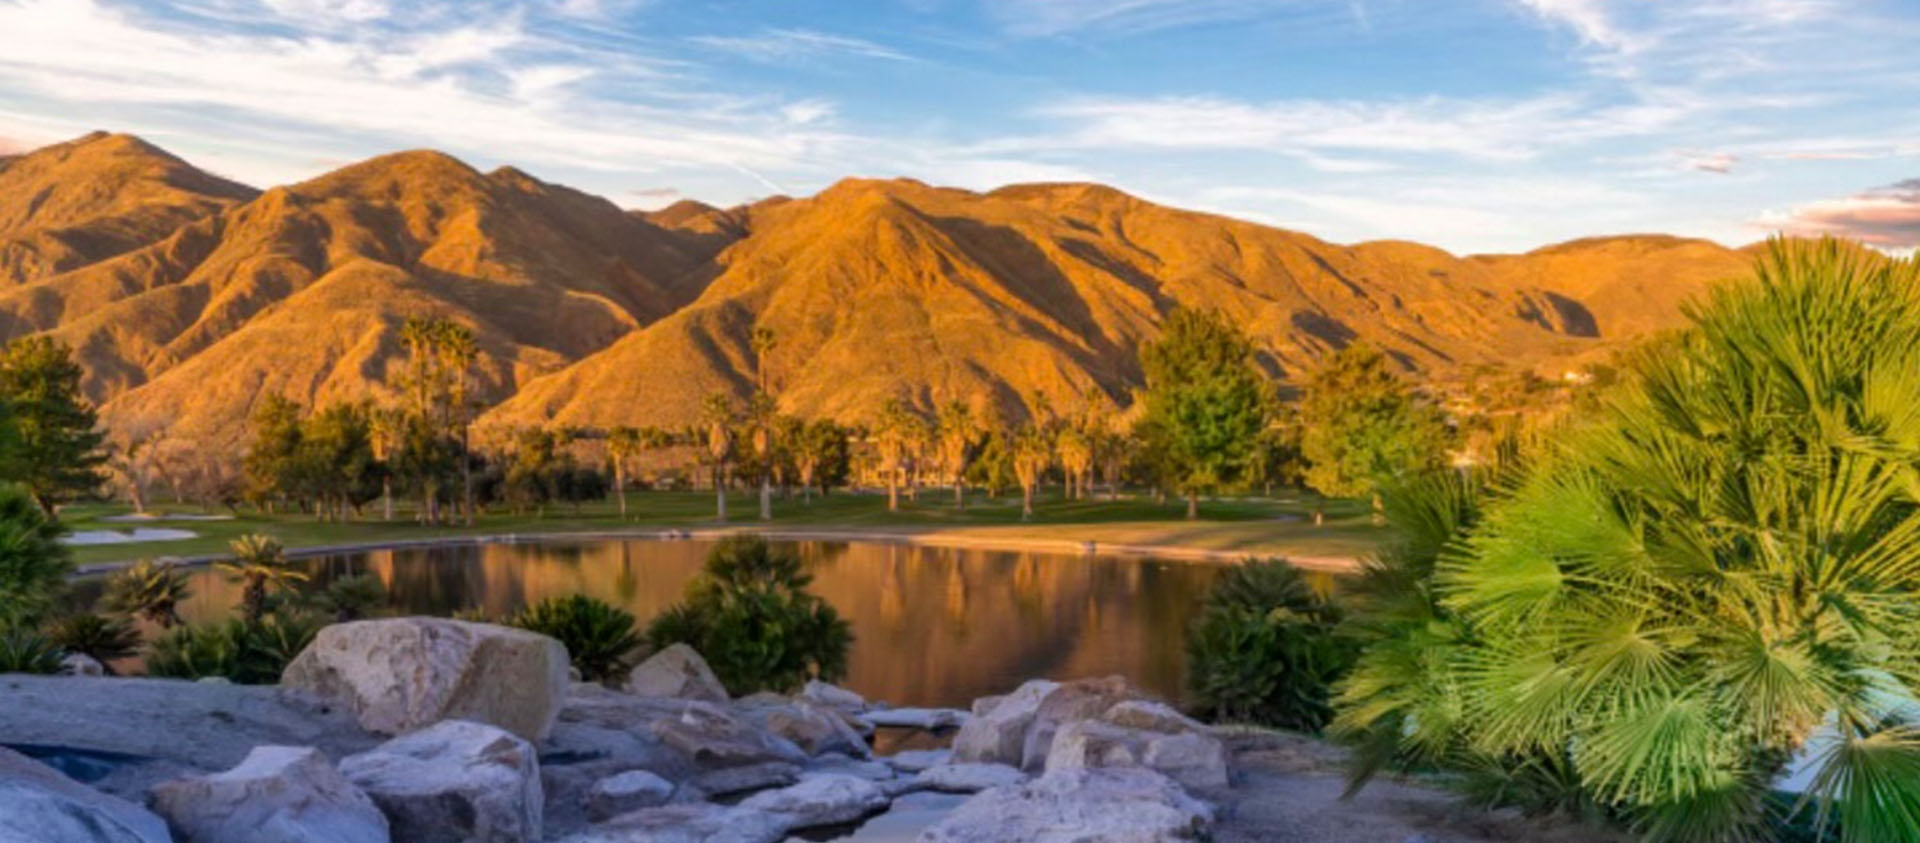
[0,0,1916,254]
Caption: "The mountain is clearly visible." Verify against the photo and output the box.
[0,133,1761,446]
[0,131,255,286]
[482,178,1751,431]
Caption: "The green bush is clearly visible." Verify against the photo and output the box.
[311,574,388,622]
[46,612,141,668]
[508,595,644,683]
[145,613,324,684]
[1184,559,1353,731]
[0,485,72,630]
[0,629,65,674]
[645,536,852,695]
[101,559,192,629]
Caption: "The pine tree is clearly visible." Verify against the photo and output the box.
[0,337,106,513]
[1137,308,1271,519]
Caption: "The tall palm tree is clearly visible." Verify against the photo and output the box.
[608,426,642,519]
[874,400,923,513]
[701,394,735,523]
[1012,423,1052,521]
[101,558,192,629]
[368,407,404,521]
[1055,427,1092,501]
[749,394,777,521]
[434,320,479,526]
[936,401,977,510]
[217,534,307,625]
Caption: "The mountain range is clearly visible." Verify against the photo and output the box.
[0,131,1759,451]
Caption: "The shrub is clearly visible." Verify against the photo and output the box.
[508,595,644,683]
[0,629,65,674]
[312,574,387,622]
[645,536,852,695]
[46,612,141,668]
[145,613,324,684]
[0,485,72,630]
[1184,559,1353,731]
[100,559,192,628]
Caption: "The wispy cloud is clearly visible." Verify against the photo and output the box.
[690,28,910,63]
[1754,180,1920,249]
[981,0,1302,37]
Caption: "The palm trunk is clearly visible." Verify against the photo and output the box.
[953,478,964,510]
[760,476,772,521]
[1021,482,1034,520]
[714,466,728,523]
[616,464,628,518]
[1186,491,1199,521]
[461,423,474,527]
[382,478,393,521]
[888,471,900,512]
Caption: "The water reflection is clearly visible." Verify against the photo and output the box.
[80,540,1336,709]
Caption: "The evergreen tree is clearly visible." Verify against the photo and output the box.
[1297,343,1450,524]
[1137,308,1272,519]
[0,337,106,512]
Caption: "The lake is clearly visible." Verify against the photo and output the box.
[100,538,1331,709]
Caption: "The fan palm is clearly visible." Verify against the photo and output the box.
[1341,240,1920,842]
[101,558,192,629]
[217,534,307,624]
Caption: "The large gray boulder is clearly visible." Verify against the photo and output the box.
[917,767,1214,843]
[948,679,1057,765]
[340,719,543,843]
[558,802,788,843]
[1018,676,1153,771]
[798,680,866,714]
[648,700,808,770]
[1044,702,1232,791]
[737,773,891,833]
[624,644,728,703]
[742,700,869,758]
[915,762,1029,794]
[586,769,676,821]
[0,746,171,843]
[149,745,388,843]
[282,617,569,742]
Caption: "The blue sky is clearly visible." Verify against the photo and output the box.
[1,0,1916,253]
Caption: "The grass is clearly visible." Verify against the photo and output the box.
[58,487,1387,568]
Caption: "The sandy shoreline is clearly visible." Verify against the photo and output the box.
[71,523,1363,577]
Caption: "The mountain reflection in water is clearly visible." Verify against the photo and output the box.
[127,539,1334,709]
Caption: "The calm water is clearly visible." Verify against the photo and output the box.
[91,539,1328,709]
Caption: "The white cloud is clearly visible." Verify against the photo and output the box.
[981,0,1300,37]
[1513,0,1634,50]
[1752,180,1920,249]
[690,29,910,63]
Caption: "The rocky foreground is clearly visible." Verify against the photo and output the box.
[0,617,1609,843]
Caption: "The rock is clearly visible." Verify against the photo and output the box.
[915,762,1029,793]
[281,617,569,742]
[917,767,1213,843]
[859,707,971,731]
[339,719,543,843]
[1019,676,1152,771]
[556,802,787,843]
[969,695,1004,717]
[754,702,869,758]
[949,679,1056,765]
[149,745,388,843]
[1046,719,1231,792]
[689,761,801,797]
[649,700,807,770]
[548,685,706,778]
[58,653,104,677]
[587,770,676,821]
[1103,701,1207,735]
[738,773,891,833]
[0,676,380,772]
[0,746,171,843]
[808,752,896,781]
[799,680,866,714]
[884,749,951,773]
[624,644,728,703]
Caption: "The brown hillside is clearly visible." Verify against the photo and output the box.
[0,132,255,286]
[483,178,1752,432]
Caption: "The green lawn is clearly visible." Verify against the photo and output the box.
[60,488,1386,568]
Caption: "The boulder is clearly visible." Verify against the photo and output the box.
[281,617,569,742]
[917,767,1213,843]
[1019,676,1152,771]
[807,753,896,782]
[915,762,1029,793]
[624,644,728,703]
[753,702,869,758]
[0,746,171,843]
[149,745,388,843]
[58,653,105,677]
[556,802,787,843]
[799,680,866,714]
[1044,720,1231,792]
[649,700,807,770]
[884,749,951,773]
[1103,701,1207,735]
[339,719,543,843]
[949,679,1057,765]
[586,770,676,821]
[737,773,891,833]
[689,761,801,797]
[859,707,969,731]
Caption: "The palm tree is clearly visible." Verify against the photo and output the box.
[217,534,307,625]
[936,401,977,510]
[368,407,404,521]
[608,426,642,519]
[1012,423,1052,521]
[434,320,479,526]
[749,393,777,521]
[1338,240,1920,843]
[1055,427,1092,501]
[701,394,735,523]
[874,400,922,513]
[101,558,192,629]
